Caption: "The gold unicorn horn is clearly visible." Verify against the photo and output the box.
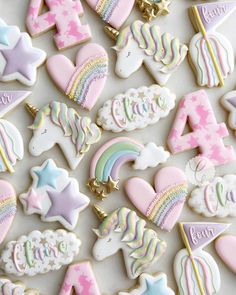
[93,204,108,221]
[25,103,39,118]
[104,25,119,40]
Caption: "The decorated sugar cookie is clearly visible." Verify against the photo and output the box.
[26,101,101,170]
[215,235,236,274]
[221,90,236,133]
[92,206,167,279]
[136,0,171,21]
[59,261,101,295]
[0,180,17,244]
[19,159,90,230]
[0,277,39,295]
[188,1,236,87]
[47,43,108,110]
[88,137,170,199]
[26,0,92,50]
[85,0,135,29]
[167,90,236,166]
[0,119,24,173]
[0,91,31,118]
[118,273,174,295]
[189,174,236,218]
[97,85,176,132]
[174,222,229,295]
[105,20,188,86]
[0,18,46,86]
[125,166,188,231]
[0,229,81,276]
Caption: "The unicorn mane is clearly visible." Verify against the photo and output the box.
[30,101,101,154]
[114,20,188,74]
[95,207,167,276]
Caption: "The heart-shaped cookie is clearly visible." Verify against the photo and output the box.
[47,43,108,111]
[215,235,236,274]
[125,167,188,231]
[85,0,135,29]
[0,180,17,243]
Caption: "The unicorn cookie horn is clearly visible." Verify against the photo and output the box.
[104,25,119,40]
[93,204,108,221]
[25,103,39,118]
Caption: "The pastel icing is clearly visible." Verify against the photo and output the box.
[0,229,81,276]
[0,119,24,173]
[215,235,236,274]
[114,20,188,85]
[167,90,236,166]
[88,137,169,199]
[221,90,236,133]
[189,174,236,217]
[85,0,135,29]
[47,43,108,110]
[0,180,17,244]
[125,166,188,231]
[28,101,101,170]
[19,159,90,230]
[58,261,101,295]
[26,0,92,50]
[0,277,39,295]
[0,91,31,118]
[0,18,46,86]
[118,273,174,295]
[92,207,167,279]
[97,85,176,132]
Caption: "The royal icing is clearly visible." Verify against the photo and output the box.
[113,20,188,85]
[189,174,236,218]
[167,90,236,166]
[47,43,108,110]
[27,101,101,170]
[85,0,135,29]
[174,222,229,295]
[0,18,46,86]
[97,85,176,132]
[0,180,16,244]
[0,277,39,295]
[136,0,171,21]
[19,159,90,230]
[0,119,24,173]
[221,90,236,133]
[188,2,236,87]
[0,229,81,276]
[58,261,101,295]
[88,137,169,199]
[92,207,167,279]
[26,0,91,50]
[119,273,174,295]
[215,235,236,274]
[125,166,188,231]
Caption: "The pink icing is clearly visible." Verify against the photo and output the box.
[26,0,92,50]
[215,235,236,273]
[59,261,101,295]
[167,90,236,166]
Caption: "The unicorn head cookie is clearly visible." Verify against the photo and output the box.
[92,206,167,279]
[26,101,101,170]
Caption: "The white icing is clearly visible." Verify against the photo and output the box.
[221,90,236,132]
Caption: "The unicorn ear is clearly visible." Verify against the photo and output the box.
[92,228,101,237]
[125,177,156,216]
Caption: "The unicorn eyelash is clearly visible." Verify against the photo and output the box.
[127,52,131,57]
[41,128,47,135]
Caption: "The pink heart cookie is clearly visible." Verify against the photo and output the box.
[0,180,17,243]
[125,167,188,231]
[215,235,236,274]
[85,0,135,29]
[47,43,108,110]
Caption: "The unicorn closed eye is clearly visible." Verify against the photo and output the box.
[26,101,101,170]
[92,206,167,279]
[108,20,188,86]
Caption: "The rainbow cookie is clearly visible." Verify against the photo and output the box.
[88,137,170,199]
[188,1,236,87]
[174,222,230,295]
[47,43,108,110]
[92,206,167,279]
[125,166,188,231]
